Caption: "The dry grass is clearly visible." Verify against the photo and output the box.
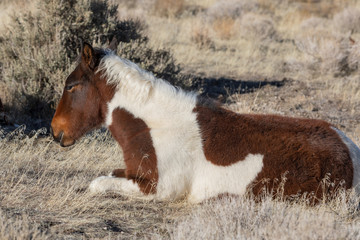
[154,194,360,239]
[1,129,360,239]
[0,210,47,239]
[0,129,190,238]
[2,0,360,239]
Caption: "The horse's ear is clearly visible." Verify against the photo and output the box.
[81,42,96,70]
[108,37,118,52]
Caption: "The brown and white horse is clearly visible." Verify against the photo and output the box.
[51,42,360,203]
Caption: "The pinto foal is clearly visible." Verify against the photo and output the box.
[51,43,360,203]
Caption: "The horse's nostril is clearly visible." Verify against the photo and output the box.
[59,131,64,141]
[53,130,64,143]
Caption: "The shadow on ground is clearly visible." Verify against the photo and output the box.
[191,76,287,103]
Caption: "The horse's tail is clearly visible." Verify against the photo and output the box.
[332,127,360,194]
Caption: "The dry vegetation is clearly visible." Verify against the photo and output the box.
[1,130,360,239]
[1,0,360,239]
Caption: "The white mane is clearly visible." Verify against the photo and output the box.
[98,52,190,104]
[99,51,198,128]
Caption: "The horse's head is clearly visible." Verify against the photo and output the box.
[51,43,114,147]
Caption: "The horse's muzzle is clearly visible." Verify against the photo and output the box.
[50,127,75,147]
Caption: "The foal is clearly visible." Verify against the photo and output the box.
[51,43,360,203]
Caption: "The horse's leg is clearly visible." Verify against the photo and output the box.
[89,175,145,197]
[89,170,156,197]
[126,176,156,194]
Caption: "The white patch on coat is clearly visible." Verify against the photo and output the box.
[95,52,264,202]
[188,154,264,203]
[332,127,360,194]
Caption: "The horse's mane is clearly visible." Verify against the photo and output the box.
[98,50,192,104]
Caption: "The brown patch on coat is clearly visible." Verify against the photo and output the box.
[194,98,353,199]
[109,108,158,194]
[111,169,126,178]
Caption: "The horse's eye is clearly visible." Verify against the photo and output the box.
[65,84,79,91]
[65,85,74,91]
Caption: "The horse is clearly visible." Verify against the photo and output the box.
[51,42,360,203]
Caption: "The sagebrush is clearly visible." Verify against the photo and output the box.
[0,0,182,128]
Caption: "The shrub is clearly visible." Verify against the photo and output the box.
[0,0,182,128]
[191,24,214,49]
[295,35,350,76]
[206,0,257,21]
[299,17,329,32]
[204,1,266,41]
[212,17,235,40]
[117,37,183,86]
[153,0,185,18]
[333,7,360,34]
[237,13,276,41]
[293,13,360,77]
[348,41,360,71]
